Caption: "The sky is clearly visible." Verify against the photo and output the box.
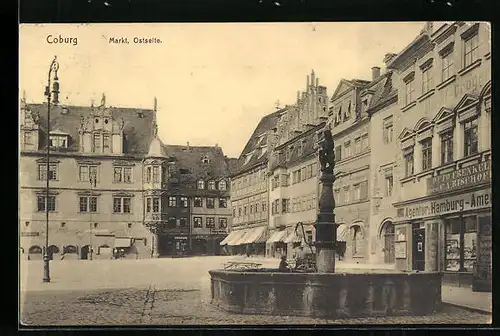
[19,22,425,158]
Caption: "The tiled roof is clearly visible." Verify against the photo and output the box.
[225,157,239,175]
[350,79,371,87]
[24,103,156,155]
[365,71,397,113]
[163,144,231,196]
[233,107,285,175]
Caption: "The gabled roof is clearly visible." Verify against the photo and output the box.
[398,127,415,140]
[233,107,286,175]
[24,103,156,155]
[330,78,370,102]
[163,144,231,196]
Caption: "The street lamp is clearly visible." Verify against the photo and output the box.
[43,55,60,283]
[89,171,97,260]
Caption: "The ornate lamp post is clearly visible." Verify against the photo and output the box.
[89,170,97,261]
[315,127,338,273]
[43,56,60,283]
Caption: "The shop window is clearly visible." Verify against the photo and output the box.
[463,216,478,272]
[445,216,477,272]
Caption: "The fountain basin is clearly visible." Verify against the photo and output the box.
[209,269,443,318]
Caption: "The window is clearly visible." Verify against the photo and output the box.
[219,198,227,208]
[79,196,98,212]
[298,142,303,156]
[93,133,101,152]
[197,180,205,189]
[383,118,394,144]
[193,217,202,228]
[445,216,479,272]
[114,167,132,183]
[218,180,227,190]
[168,196,177,207]
[219,218,228,229]
[404,75,415,105]
[311,163,317,177]
[404,150,414,177]
[152,197,160,212]
[24,131,33,145]
[152,166,160,182]
[208,180,216,190]
[103,134,110,151]
[38,164,57,180]
[334,189,341,205]
[464,118,479,157]
[202,156,210,164]
[353,184,361,201]
[344,187,350,203]
[168,217,176,228]
[206,217,215,228]
[421,139,433,171]
[352,226,362,256]
[194,197,203,207]
[79,165,98,182]
[421,65,434,93]
[344,141,351,157]
[146,198,151,212]
[335,146,342,161]
[49,135,68,148]
[282,199,290,213]
[463,33,479,68]
[282,174,290,187]
[262,201,267,213]
[37,195,56,212]
[238,208,242,217]
[177,196,187,208]
[441,131,454,164]
[297,169,302,182]
[113,197,131,213]
[179,217,188,228]
[301,167,307,182]
[354,138,361,154]
[206,198,215,209]
[442,50,455,82]
[385,175,394,197]
[360,181,368,200]
[146,166,152,183]
[361,134,369,151]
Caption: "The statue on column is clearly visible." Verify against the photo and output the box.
[318,127,335,175]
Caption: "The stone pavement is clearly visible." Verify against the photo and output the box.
[19,257,492,326]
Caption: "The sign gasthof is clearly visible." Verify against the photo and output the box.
[396,188,491,221]
[427,161,491,195]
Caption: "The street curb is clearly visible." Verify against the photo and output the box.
[442,301,491,315]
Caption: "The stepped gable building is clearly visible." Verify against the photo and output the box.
[20,93,158,260]
[223,107,285,255]
[387,21,491,291]
[327,73,372,263]
[266,70,328,259]
[158,143,232,256]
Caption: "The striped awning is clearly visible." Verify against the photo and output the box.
[227,230,249,246]
[240,226,267,245]
[337,224,348,243]
[266,230,289,244]
[283,230,303,244]
[219,231,236,246]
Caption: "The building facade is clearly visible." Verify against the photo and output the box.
[388,22,491,291]
[266,71,328,259]
[328,76,372,263]
[20,94,233,259]
[222,109,283,255]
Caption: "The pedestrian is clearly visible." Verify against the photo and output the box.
[278,255,289,272]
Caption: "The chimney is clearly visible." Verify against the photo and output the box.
[371,66,381,81]
[316,78,319,87]
[311,70,316,87]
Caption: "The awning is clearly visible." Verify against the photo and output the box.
[266,230,288,244]
[230,230,250,246]
[337,225,348,243]
[219,231,237,246]
[226,230,248,246]
[239,226,267,245]
[114,237,132,248]
[283,230,303,244]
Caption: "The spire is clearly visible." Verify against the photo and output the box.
[100,93,106,107]
[91,99,94,108]
[154,97,157,112]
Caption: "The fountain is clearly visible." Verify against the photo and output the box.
[209,127,443,318]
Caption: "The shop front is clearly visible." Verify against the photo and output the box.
[393,161,491,292]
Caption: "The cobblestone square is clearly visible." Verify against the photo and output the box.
[20,257,491,326]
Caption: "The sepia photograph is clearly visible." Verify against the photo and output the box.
[19,21,492,326]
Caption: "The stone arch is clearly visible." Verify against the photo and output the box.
[349,223,364,257]
[29,245,42,254]
[378,217,395,238]
[479,80,491,101]
[63,245,77,254]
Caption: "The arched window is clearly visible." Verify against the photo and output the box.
[63,245,78,254]
[351,225,363,256]
[202,155,210,164]
[29,245,42,254]
[218,179,227,191]
[48,245,60,254]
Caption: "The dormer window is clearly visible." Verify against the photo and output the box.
[208,180,216,190]
[49,134,69,148]
[197,179,205,189]
[202,155,210,164]
[218,180,227,191]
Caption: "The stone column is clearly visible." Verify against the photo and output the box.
[153,233,160,258]
[425,221,439,271]
[315,129,337,273]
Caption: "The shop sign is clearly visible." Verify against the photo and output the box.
[21,232,39,237]
[210,229,227,235]
[396,188,491,221]
[427,161,491,195]
[175,236,188,240]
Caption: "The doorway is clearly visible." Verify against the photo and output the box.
[383,222,395,264]
[81,245,90,260]
[412,227,425,271]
